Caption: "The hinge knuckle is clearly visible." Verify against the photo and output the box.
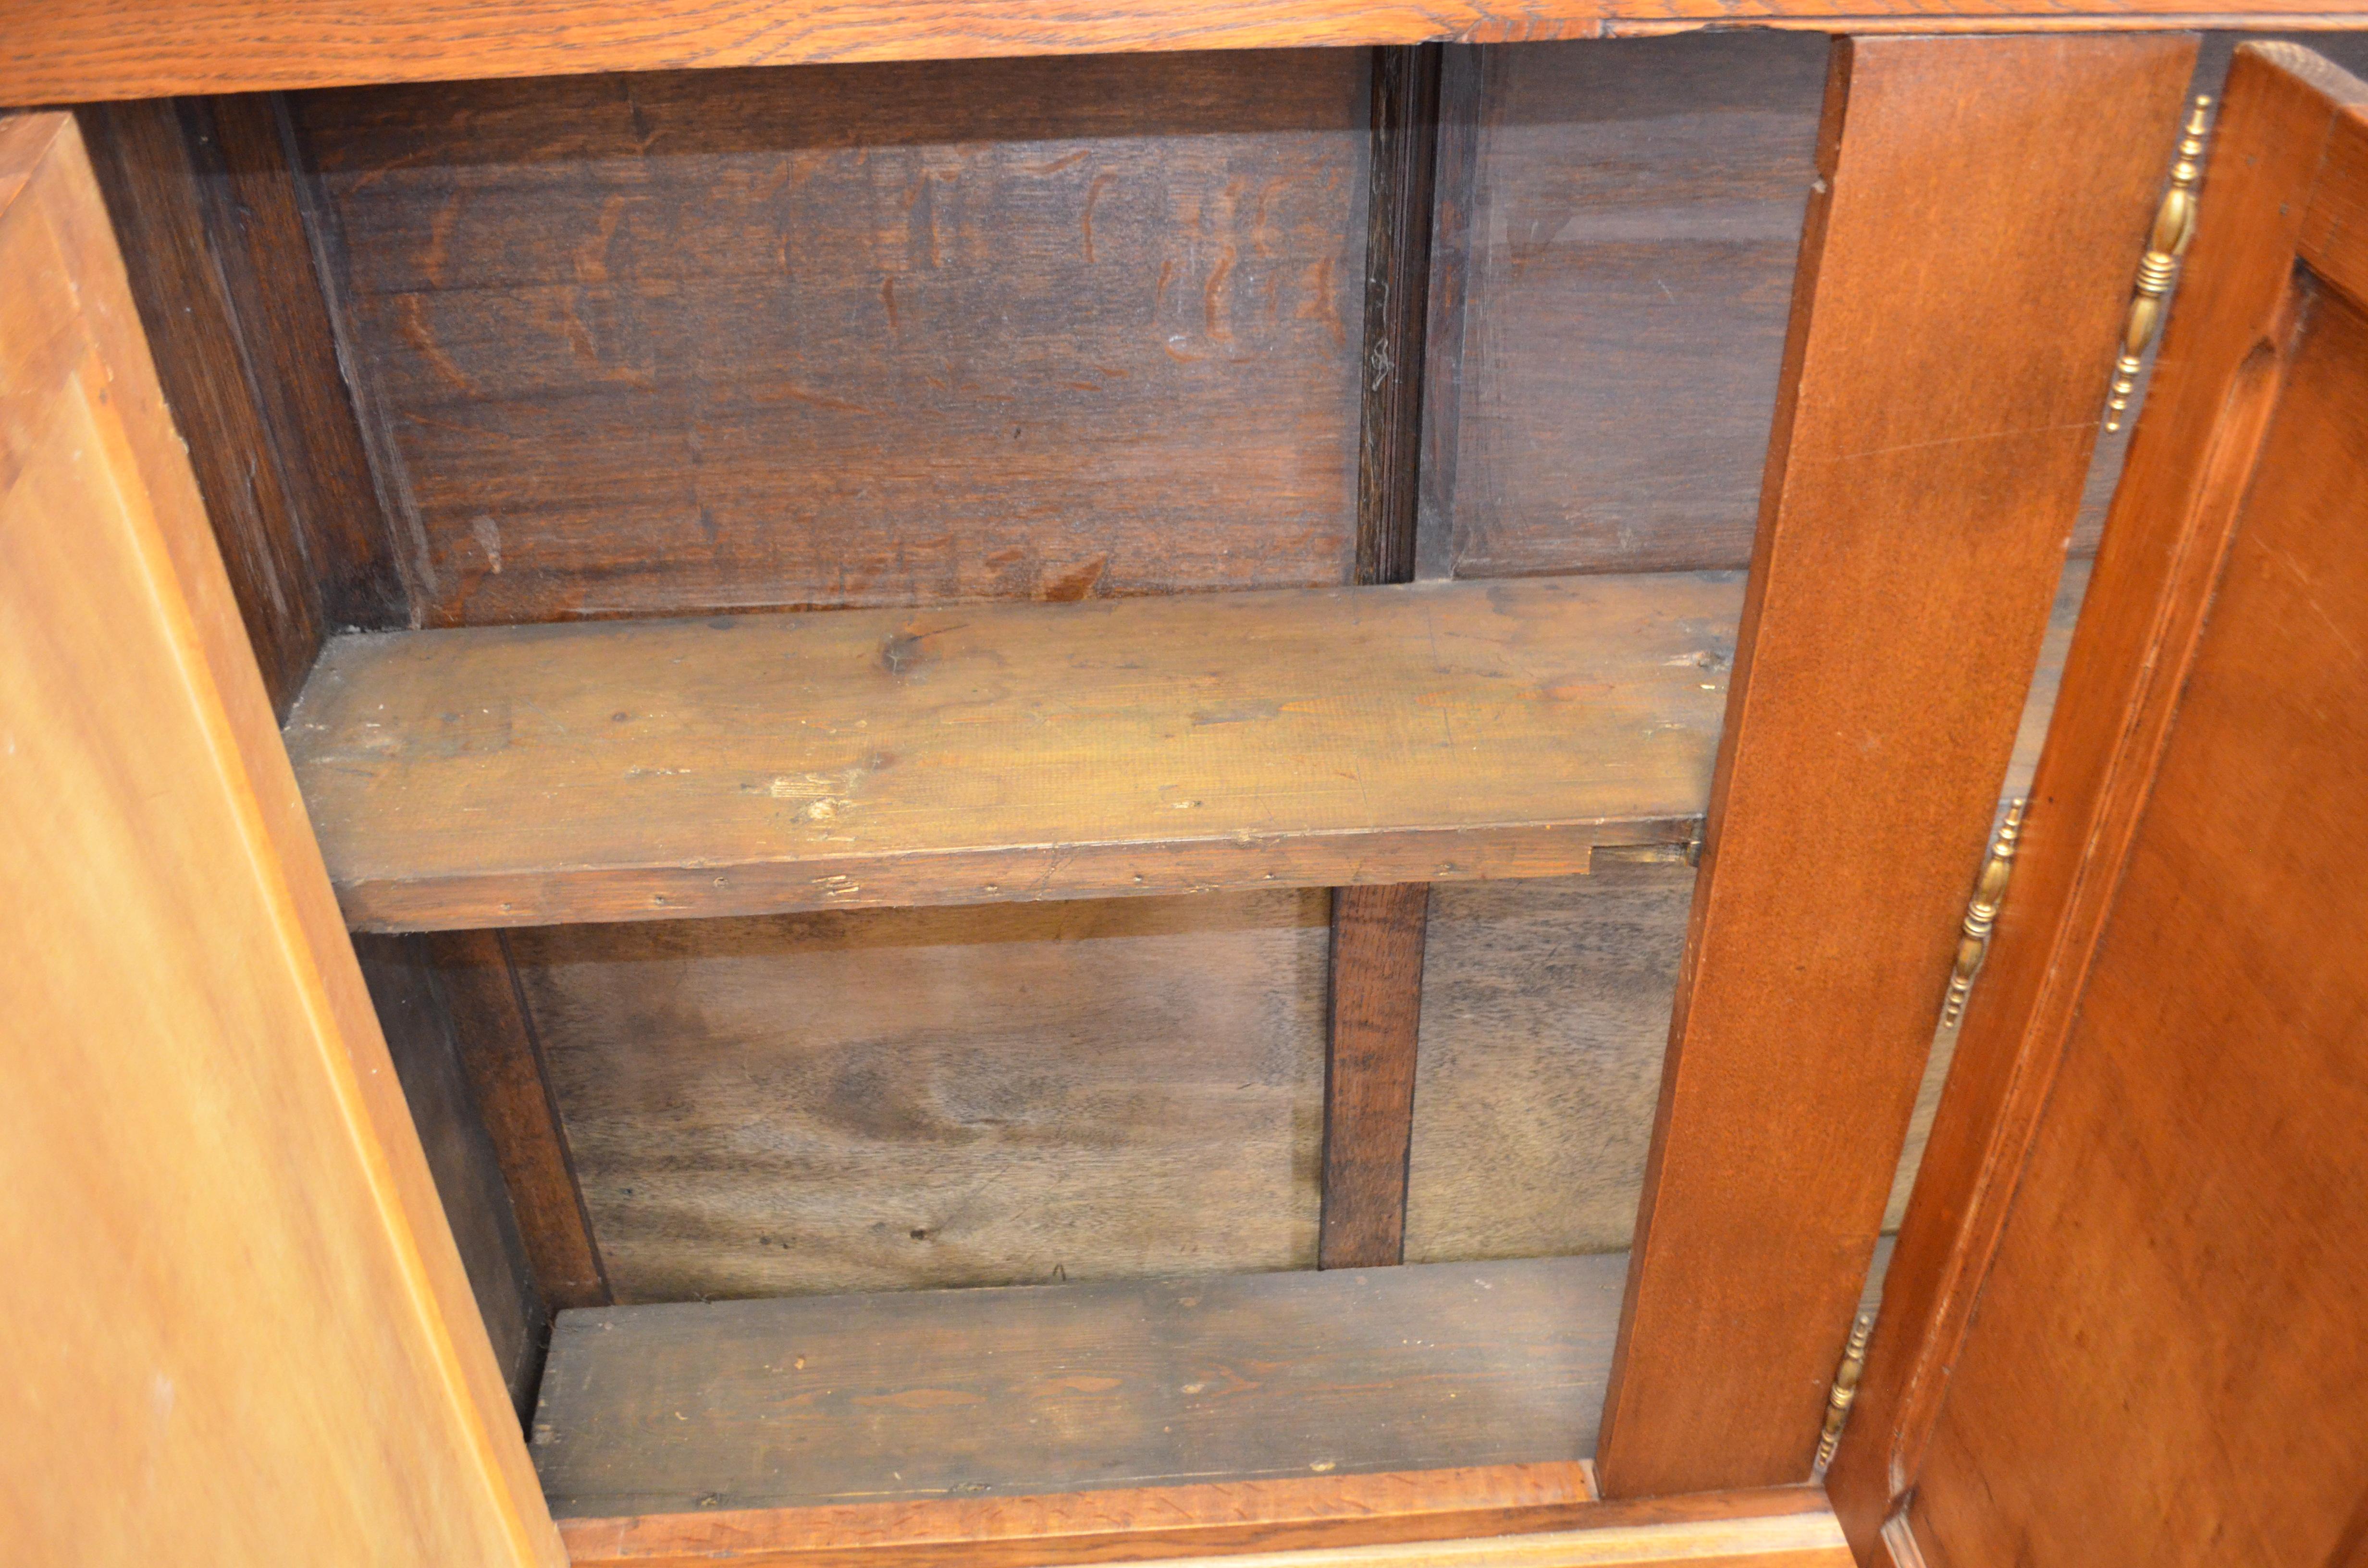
[2104,97,2215,433]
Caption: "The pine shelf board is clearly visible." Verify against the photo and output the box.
[530,1255,1629,1519]
[287,574,1742,931]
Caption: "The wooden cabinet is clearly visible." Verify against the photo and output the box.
[3,14,2364,1568]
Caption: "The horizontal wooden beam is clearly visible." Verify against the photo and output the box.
[7,0,2363,103]
[559,1482,1848,1568]
[286,576,1735,931]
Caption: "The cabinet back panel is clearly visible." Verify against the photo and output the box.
[292,51,1369,626]
[506,891,1329,1302]
[1423,33,1827,580]
[1404,863,1692,1263]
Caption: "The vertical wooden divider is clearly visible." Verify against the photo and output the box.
[1321,883,1434,1268]
[429,930,615,1311]
[1592,32,2196,1496]
[1321,44,1442,1271]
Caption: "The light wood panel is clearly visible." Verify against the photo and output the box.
[1834,43,2368,1563]
[1912,262,2368,1568]
[1090,1512,1848,1568]
[9,0,2367,102]
[506,892,1330,1301]
[565,1483,1848,1568]
[0,110,557,1565]
[1594,33,2198,1498]
[561,1466,1607,1568]
[290,54,1368,626]
[530,1255,1628,1516]
[285,573,1736,931]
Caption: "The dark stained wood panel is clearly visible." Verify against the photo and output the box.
[1421,33,1829,580]
[428,929,613,1311]
[1402,861,1692,1264]
[284,575,1737,931]
[182,95,407,634]
[530,1255,1628,1515]
[1595,34,2197,1498]
[1357,44,1439,588]
[290,53,1369,627]
[73,96,406,718]
[75,98,326,711]
[505,892,1329,1303]
[1319,882,1428,1268]
[354,933,549,1422]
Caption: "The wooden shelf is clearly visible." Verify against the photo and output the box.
[531,1256,1627,1522]
[288,575,1740,931]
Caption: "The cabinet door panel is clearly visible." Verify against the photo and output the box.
[1834,44,2368,1567]
[0,112,557,1566]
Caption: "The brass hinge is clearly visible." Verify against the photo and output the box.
[1813,1311,1875,1478]
[2105,96,2215,432]
[1941,799,2025,1029]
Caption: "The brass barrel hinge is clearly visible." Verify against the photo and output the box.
[2105,96,2215,433]
[1941,799,2025,1029]
[1813,1311,1875,1478]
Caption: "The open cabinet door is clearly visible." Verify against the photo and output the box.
[0,113,562,1565]
[1830,42,2368,1568]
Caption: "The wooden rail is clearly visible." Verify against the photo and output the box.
[8,0,2367,103]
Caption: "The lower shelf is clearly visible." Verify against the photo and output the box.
[531,1256,1628,1521]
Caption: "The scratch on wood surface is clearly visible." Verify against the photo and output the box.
[1083,172,1115,265]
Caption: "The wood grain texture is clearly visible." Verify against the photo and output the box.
[427,928,613,1311]
[530,1255,1628,1516]
[1912,180,2368,1568]
[284,574,1737,931]
[1403,861,1692,1263]
[1592,34,2198,1499]
[1320,882,1429,1268]
[1358,44,1439,588]
[356,933,551,1424]
[505,892,1329,1302]
[73,94,404,716]
[10,0,2368,103]
[0,110,558,1564]
[183,93,407,632]
[74,97,325,711]
[1878,560,2091,1234]
[1425,33,1828,579]
[1416,43,1484,584]
[289,53,1367,626]
[1082,1511,1847,1568]
[1830,42,2368,1560]
[563,1482,1849,1568]
[561,1465,1604,1568]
